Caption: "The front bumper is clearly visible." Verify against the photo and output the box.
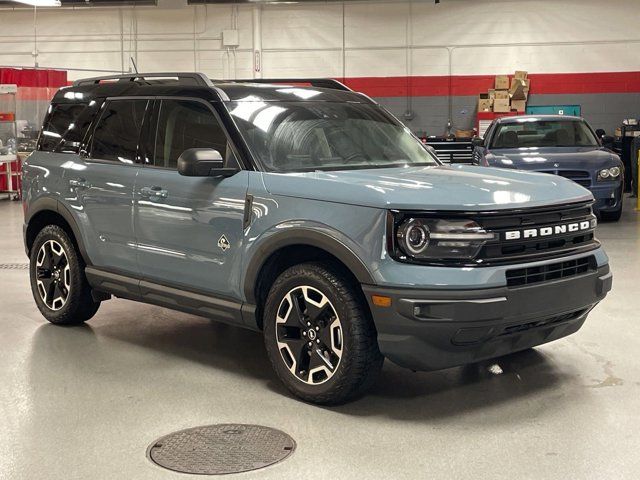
[590,181,623,213]
[363,264,612,371]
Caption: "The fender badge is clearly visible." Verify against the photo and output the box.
[217,235,231,251]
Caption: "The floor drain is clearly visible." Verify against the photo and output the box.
[0,263,28,270]
[147,424,296,475]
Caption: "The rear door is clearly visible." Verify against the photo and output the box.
[78,98,149,275]
[133,98,249,299]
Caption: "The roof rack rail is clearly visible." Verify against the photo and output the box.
[72,72,214,87]
[231,78,352,92]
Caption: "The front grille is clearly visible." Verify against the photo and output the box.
[506,255,595,287]
[388,201,600,267]
[540,170,592,188]
[476,202,598,264]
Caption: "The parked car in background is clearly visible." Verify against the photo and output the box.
[472,115,624,221]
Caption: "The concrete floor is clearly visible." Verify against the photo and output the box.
[1,198,639,480]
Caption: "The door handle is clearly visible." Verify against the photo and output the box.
[69,178,91,189]
[140,186,168,199]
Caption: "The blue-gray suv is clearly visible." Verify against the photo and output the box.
[472,115,624,221]
[23,73,612,404]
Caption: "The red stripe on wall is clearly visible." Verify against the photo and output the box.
[342,71,640,97]
[0,68,68,102]
[0,68,67,88]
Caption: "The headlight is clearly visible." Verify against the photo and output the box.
[598,167,621,181]
[397,219,430,255]
[392,215,496,262]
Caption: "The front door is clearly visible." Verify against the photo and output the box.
[134,98,248,299]
[78,98,149,275]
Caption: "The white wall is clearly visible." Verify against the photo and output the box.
[0,0,638,80]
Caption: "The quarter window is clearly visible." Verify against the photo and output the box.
[150,99,230,169]
[91,99,148,163]
[39,103,88,152]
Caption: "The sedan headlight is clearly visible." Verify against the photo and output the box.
[598,167,621,181]
[392,215,496,262]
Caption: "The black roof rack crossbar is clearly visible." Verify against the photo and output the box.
[72,72,214,87]
[231,78,352,92]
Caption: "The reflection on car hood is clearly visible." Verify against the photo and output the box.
[486,146,618,171]
[262,164,593,211]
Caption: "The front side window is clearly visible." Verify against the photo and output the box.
[91,99,148,163]
[491,119,599,149]
[150,99,230,169]
[228,101,438,172]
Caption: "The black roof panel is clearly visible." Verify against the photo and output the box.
[56,74,371,104]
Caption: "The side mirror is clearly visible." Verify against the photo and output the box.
[471,136,484,147]
[177,148,238,177]
[601,135,615,147]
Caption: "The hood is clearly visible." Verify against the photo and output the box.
[486,146,620,171]
[261,165,593,211]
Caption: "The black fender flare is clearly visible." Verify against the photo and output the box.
[242,227,375,304]
[25,197,92,265]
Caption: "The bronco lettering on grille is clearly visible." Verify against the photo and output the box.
[504,221,592,241]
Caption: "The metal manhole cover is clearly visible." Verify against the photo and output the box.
[147,424,296,475]
[0,263,28,270]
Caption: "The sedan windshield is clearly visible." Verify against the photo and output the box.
[227,100,438,172]
[491,119,599,149]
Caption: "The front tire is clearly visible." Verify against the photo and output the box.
[29,225,100,325]
[263,262,383,405]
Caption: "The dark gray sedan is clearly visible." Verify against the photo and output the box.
[472,115,624,221]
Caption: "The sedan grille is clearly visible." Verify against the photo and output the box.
[539,170,592,188]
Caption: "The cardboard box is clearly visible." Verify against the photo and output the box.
[510,77,526,88]
[495,75,509,90]
[509,78,528,100]
[478,98,493,112]
[511,100,527,113]
[493,98,511,113]
[455,129,475,138]
[514,70,528,80]
[488,89,496,99]
[495,90,509,100]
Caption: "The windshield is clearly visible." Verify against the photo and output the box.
[227,100,438,172]
[491,119,599,149]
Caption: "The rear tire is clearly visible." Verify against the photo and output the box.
[263,262,384,405]
[29,225,100,325]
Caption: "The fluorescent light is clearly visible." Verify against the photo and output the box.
[11,0,62,6]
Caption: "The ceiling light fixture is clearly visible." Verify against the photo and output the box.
[11,0,62,6]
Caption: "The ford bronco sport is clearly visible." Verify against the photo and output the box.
[23,73,612,404]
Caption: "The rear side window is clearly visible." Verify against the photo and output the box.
[150,99,230,169]
[39,103,88,152]
[91,99,148,163]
